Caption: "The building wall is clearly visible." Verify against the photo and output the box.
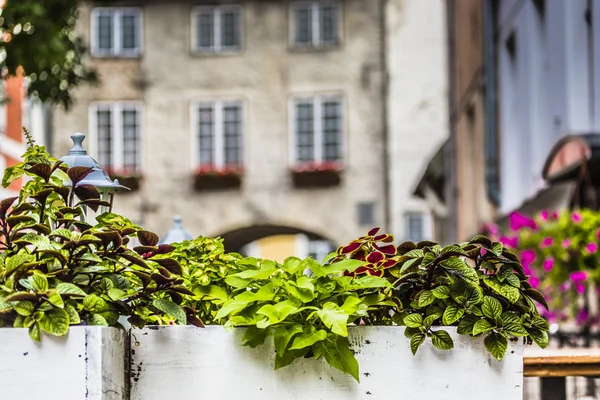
[53,0,387,247]
[451,0,495,240]
[498,0,600,214]
[386,0,448,241]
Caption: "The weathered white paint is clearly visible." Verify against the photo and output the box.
[385,0,448,242]
[0,326,127,400]
[130,326,524,400]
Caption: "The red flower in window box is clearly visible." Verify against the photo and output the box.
[193,164,244,191]
[290,161,342,188]
[106,168,143,192]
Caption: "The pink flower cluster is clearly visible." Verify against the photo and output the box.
[509,212,537,231]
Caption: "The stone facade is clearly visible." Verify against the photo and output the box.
[52,0,447,250]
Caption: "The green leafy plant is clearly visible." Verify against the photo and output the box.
[215,256,389,382]
[166,236,242,325]
[0,132,200,340]
[216,229,549,381]
[331,229,550,362]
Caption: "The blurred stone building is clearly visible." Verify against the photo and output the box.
[49,0,447,255]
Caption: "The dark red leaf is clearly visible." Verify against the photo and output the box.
[51,159,65,173]
[27,163,52,181]
[367,227,381,236]
[120,253,149,268]
[381,259,398,269]
[154,259,183,275]
[94,231,123,249]
[122,228,137,236]
[73,222,93,233]
[29,224,52,235]
[341,242,361,254]
[9,202,35,215]
[366,251,385,264]
[55,186,71,202]
[67,166,93,186]
[367,269,384,277]
[187,315,205,328]
[130,271,151,287]
[76,199,111,212]
[133,246,158,256]
[74,184,100,201]
[171,285,195,296]
[156,244,175,254]
[0,197,17,215]
[157,267,171,278]
[167,290,183,304]
[375,244,397,255]
[31,189,54,203]
[151,273,174,285]
[6,215,36,228]
[354,266,369,275]
[373,234,393,243]
[137,230,159,247]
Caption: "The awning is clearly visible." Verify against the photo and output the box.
[542,133,600,184]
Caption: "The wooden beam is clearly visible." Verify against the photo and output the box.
[524,349,600,377]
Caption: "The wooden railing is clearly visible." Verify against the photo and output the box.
[524,348,600,400]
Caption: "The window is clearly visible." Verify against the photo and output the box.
[292,96,342,164]
[357,202,375,226]
[90,103,142,173]
[291,1,341,48]
[91,8,142,57]
[192,6,242,53]
[194,101,243,168]
[404,212,429,243]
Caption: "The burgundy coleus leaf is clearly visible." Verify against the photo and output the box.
[27,163,52,181]
[120,252,149,268]
[375,244,396,255]
[367,269,384,277]
[373,234,393,243]
[31,188,54,203]
[366,251,385,264]
[133,246,158,256]
[339,242,361,254]
[156,244,175,254]
[95,231,123,249]
[353,250,367,261]
[154,258,183,275]
[0,196,17,216]
[354,266,371,275]
[67,166,93,186]
[76,199,111,213]
[138,230,159,247]
[367,227,381,236]
[187,315,205,328]
[381,259,397,269]
[73,184,101,201]
[54,186,71,203]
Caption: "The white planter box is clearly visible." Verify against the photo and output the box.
[0,326,127,400]
[130,326,524,400]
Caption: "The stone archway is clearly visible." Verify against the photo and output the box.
[216,224,334,254]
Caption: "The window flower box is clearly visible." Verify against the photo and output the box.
[291,161,342,188]
[107,169,143,192]
[0,326,126,400]
[129,326,524,400]
[193,165,243,191]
